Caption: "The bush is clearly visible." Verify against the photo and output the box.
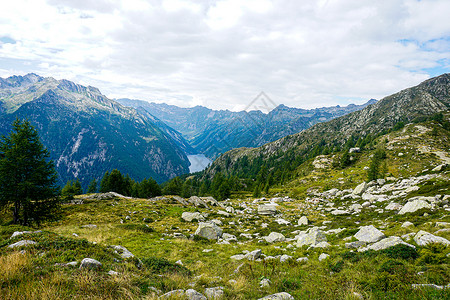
[141,257,191,276]
[381,244,418,260]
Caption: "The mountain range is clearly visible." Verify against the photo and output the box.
[0,74,190,187]
[117,98,377,159]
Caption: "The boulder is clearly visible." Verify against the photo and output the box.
[79,258,102,270]
[385,202,402,210]
[8,240,37,248]
[245,249,262,260]
[275,218,291,225]
[264,232,286,243]
[160,289,185,299]
[298,216,308,226]
[195,222,223,240]
[399,199,432,214]
[401,221,415,228]
[257,204,278,215]
[414,230,450,246]
[331,209,350,215]
[258,292,295,300]
[318,253,329,261]
[353,182,368,195]
[188,196,209,209]
[222,233,237,242]
[296,227,327,247]
[364,236,415,251]
[185,289,207,300]
[182,212,205,222]
[205,287,224,299]
[111,245,134,259]
[354,225,385,243]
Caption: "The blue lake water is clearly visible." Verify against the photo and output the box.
[187,154,212,173]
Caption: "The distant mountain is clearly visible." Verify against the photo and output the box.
[0,74,190,187]
[117,98,376,158]
[204,73,450,178]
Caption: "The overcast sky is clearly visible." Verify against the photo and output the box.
[1,0,449,111]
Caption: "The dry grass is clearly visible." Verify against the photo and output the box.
[0,251,30,282]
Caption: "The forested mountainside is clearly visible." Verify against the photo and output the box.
[117,98,376,158]
[0,74,191,187]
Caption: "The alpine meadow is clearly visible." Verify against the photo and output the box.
[1,1,450,300]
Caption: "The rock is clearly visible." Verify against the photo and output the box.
[296,257,309,262]
[205,287,224,299]
[111,245,134,259]
[108,270,119,276]
[318,253,329,261]
[296,228,327,247]
[66,261,78,267]
[385,202,402,210]
[217,210,230,217]
[245,249,262,260]
[188,196,209,209]
[195,222,223,240]
[377,179,386,186]
[349,147,360,153]
[364,236,415,251]
[174,232,187,239]
[432,164,446,172]
[258,292,295,300]
[81,224,97,229]
[210,219,223,226]
[399,199,432,214]
[309,241,331,248]
[8,240,37,248]
[354,225,385,243]
[160,289,185,299]
[298,216,308,226]
[230,254,246,260]
[345,241,367,249]
[10,231,34,239]
[222,233,237,242]
[401,221,415,228]
[182,212,205,222]
[260,278,271,287]
[185,289,207,300]
[275,218,291,225]
[361,201,371,208]
[264,232,286,243]
[412,283,447,290]
[414,230,450,246]
[79,258,102,270]
[331,209,350,215]
[279,254,292,262]
[349,204,363,211]
[353,182,368,195]
[257,204,278,215]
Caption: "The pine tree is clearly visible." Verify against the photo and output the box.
[0,119,59,225]
[87,179,98,193]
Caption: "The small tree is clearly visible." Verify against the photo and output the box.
[0,119,59,225]
[87,179,98,193]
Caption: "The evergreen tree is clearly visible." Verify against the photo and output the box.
[87,179,98,193]
[0,119,59,225]
[100,171,110,192]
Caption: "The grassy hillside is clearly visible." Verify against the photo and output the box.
[1,120,449,299]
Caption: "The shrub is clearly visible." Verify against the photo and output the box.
[141,257,191,276]
[381,244,418,260]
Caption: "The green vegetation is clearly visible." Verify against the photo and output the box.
[0,119,60,225]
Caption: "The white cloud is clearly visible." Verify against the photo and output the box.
[0,0,449,110]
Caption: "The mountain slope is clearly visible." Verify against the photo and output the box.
[0,74,190,186]
[204,73,450,178]
[117,98,376,158]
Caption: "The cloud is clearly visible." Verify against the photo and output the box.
[0,0,449,110]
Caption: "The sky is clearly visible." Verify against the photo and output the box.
[0,0,449,111]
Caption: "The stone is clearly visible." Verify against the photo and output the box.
[79,258,102,270]
[188,196,209,209]
[230,254,246,260]
[432,164,446,172]
[217,210,230,217]
[296,228,327,247]
[258,292,295,300]
[182,212,205,222]
[264,232,286,243]
[108,270,119,276]
[386,202,402,210]
[353,182,368,195]
[160,289,185,299]
[195,222,223,240]
[111,245,134,259]
[245,249,262,260]
[298,216,308,226]
[185,289,207,300]
[222,233,237,242]
[81,224,97,229]
[8,240,37,248]
[414,230,450,246]
[364,236,415,251]
[349,204,363,211]
[205,287,224,299]
[275,218,291,225]
[349,147,361,153]
[354,225,385,243]
[362,201,371,208]
[318,253,329,261]
[257,204,278,215]
[401,221,415,228]
[260,278,271,287]
[345,241,367,249]
[279,254,292,262]
[296,257,309,262]
[331,209,350,215]
[399,199,432,214]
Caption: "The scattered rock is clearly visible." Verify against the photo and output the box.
[8,240,37,248]
[354,225,385,243]
[414,230,450,246]
[363,236,415,251]
[401,221,415,228]
[258,292,295,300]
[298,216,308,226]
[81,224,97,229]
[185,289,207,300]
[399,199,432,214]
[111,245,134,259]
[260,278,271,287]
[296,228,327,247]
[353,182,368,195]
[205,287,224,299]
[345,241,367,249]
[318,253,329,261]
[79,258,102,270]
[264,232,286,243]
[195,222,223,240]
[160,289,185,299]
[258,204,278,215]
[182,212,205,222]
